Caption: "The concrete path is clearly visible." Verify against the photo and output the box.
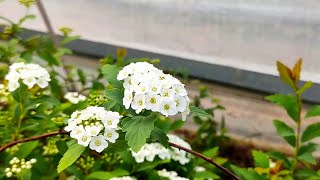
[1,0,320,82]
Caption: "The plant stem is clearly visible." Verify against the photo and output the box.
[291,92,302,172]
[0,131,240,180]
[14,102,24,140]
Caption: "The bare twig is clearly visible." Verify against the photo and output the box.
[169,142,240,180]
[0,131,68,152]
[0,131,240,180]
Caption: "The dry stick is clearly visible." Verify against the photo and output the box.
[0,131,69,152]
[0,131,240,180]
[36,0,59,46]
[169,142,240,180]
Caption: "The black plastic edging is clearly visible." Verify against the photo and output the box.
[17,29,320,104]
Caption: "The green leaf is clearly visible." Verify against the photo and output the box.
[230,165,268,180]
[38,50,60,66]
[252,150,269,168]
[276,61,295,89]
[150,127,169,148]
[295,169,320,179]
[57,143,85,173]
[297,81,313,95]
[169,120,184,131]
[292,58,302,84]
[77,69,86,85]
[301,123,320,142]
[195,171,220,180]
[86,169,129,180]
[306,106,320,118]
[60,35,80,46]
[189,106,212,118]
[265,94,299,122]
[122,113,156,152]
[16,141,39,158]
[105,88,124,104]
[298,143,317,165]
[101,64,122,88]
[56,140,69,155]
[203,147,219,158]
[132,159,170,173]
[11,83,28,103]
[273,120,296,147]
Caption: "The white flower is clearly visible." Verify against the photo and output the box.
[118,62,190,119]
[194,166,206,172]
[131,94,146,114]
[168,134,191,164]
[85,125,101,136]
[123,89,133,109]
[181,107,190,121]
[174,94,188,112]
[5,63,50,92]
[110,176,136,180]
[22,77,37,88]
[89,135,108,153]
[64,92,86,104]
[145,93,162,111]
[8,81,20,92]
[77,132,92,147]
[133,82,149,94]
[66,106,121,152]
[160,99,177,117]
[158,169,189,180]
[104,128,119,143]
[70,125,85,139]
[160,88,175,99]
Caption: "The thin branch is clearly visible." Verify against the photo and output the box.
[169,142,240,180]
[0,131,240,180]
[36,0,58,46]
[0,131,68,152]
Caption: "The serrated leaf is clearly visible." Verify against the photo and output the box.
[105,88,124,104]
[298,143,317,165]
[297,81,313,95]
[16,141,39,158]
[230,165,268,180]
[57,143,85,173]
[101,64,122,88]
[265,94,299,122]
[11,83,28,103]
[301,123,320,142]
[252,150,269,168]
[189,106,212,118]
[86,169,129,180]
[292,58,302,84]
[150,128,169,148]
[122,113,156,152]
[273,120,296,147]
[276,61,295,89]
[306,106,320,118]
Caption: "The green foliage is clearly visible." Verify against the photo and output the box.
[305,105,320,118]
[86,169,129,180]
[265,94,299,122]
[150,127,169,148]
[297,143,317,165]
[101,64,122,89]
[273,120,296,147]
[57,143,86,173]
[189,105,212,118]
[230,165,268,180]
[122,113,156,152]
[301,123,320,142]
[252,150,270,168]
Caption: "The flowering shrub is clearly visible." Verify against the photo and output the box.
[117,62,190,120]
[64,92,86,104]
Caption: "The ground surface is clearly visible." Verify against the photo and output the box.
[0,0,319,82]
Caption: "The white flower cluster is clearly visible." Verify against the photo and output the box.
[158,169,189,180]
[5,62,51,92]
[117,62,190,120]
[5,157,36,177]
[131,134,191,165]
[110,176,136,180]
[65,106,122,153]
[64,92,86,104]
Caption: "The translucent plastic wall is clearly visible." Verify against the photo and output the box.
[1,0,319,82]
